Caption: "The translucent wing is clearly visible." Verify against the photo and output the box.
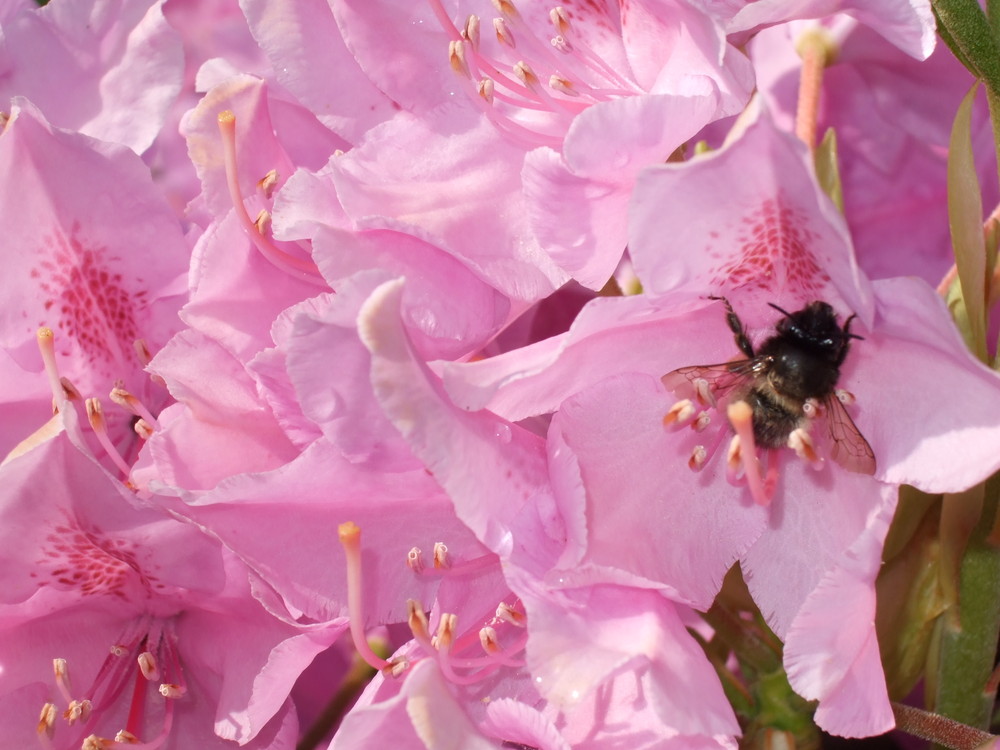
[823,395,876,475]
[661,359,762,406]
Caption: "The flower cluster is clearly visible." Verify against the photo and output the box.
[3,0,1000,748]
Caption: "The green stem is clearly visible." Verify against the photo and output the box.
[932,472,1000,732]
[893,702,997,750]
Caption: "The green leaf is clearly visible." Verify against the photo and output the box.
[947,83,989,363]
[813,127,844,213]
[933,0,1000,97]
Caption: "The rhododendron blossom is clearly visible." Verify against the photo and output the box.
[5,1,1000,748]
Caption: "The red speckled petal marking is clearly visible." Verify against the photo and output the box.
[30,222,148,375]
[711,196,831,295]
[31,512,162,600]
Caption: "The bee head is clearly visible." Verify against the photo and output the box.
[768,301,862,360]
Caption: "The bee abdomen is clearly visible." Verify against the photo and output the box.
[744,388,802,449]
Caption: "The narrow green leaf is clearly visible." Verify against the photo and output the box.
[877,498,946,699]
[935,7,978,74]
[933,0,1000,97]
[988,0,1000,38]
[813,127,843,213]
[931,473,1000,730]
[948,83,989,363]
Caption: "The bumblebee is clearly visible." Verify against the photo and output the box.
[662,297,875,474]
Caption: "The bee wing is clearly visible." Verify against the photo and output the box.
[823,395,876,475]
[661,360,757,405]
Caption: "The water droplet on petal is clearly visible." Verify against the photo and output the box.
[494,423,512,444]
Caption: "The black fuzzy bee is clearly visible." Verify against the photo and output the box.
[662,297,876,474]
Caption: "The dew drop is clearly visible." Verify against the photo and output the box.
[494,423,512,444]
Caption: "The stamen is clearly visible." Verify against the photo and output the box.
[37,328,66,409]
[663,399,696,427]
[258,169,279,199]
[496,602,526,627]
[494,18,516,48]
[549,75,579,97]
[134,420,154,440]
[433,613,458,651]
[726,401,772,506]
[52,658,74,704]
[254,209,272,236]
[491,0,518,18]
[478,78,495,103]
[137,651,159,681]
[802,398,822,419]
[38,702,56,735]
[407,600,434,650]
[480,627,500,654]
[159,684,185,698]
[726,434,743,479]
[109,386,160,430]
[449,39,470,76]
[787,427,822,468]
[406,547,425,572]
[513,61,576,116]
[432,542,450,569]
[835,389,856,406]
[689,445,707,471]
[549,6,570,34]
[85,399,134,477]
[462,15,480,47]
[133,339,153,367]
[692,411,711,431]
[216,111,326,286]
[115,729,139,743]
[337,522,392,672]
[693,378,715,407]
[64,699,92,725]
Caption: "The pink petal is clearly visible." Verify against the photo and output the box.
[242,0,398,143]
[728,1,936,60]
[332,109,568,304]
[332,660,499,750]
[0,0,183,152]
[522,582,740,737]
[524,93,720,288]
[553,372,768,608]
[629,98,874,326]
[359,279,566,571]
[853,278,1000,492]
[783,493,897,737]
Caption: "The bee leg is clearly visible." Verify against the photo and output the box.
[709,295,754,358]
[836,313,862,366]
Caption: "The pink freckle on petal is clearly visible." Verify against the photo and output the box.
[29,222,148,375]
[712,195,830,294]
[34,512,157,599]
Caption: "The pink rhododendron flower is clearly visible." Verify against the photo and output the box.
[749,17,992,285]
[329,0,754,291]
[4,0,1000,746]
[0,409,343,747]
[0,98,187,469]
[354,278,741,744]
[422,102,1000,736]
